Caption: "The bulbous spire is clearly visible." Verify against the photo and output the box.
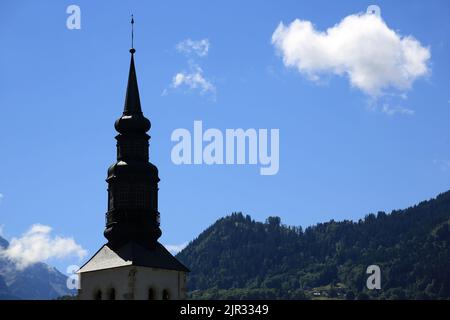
[114,49,151,134]
[104,16,161,250]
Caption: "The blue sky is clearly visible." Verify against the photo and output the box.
[0,0,449,273]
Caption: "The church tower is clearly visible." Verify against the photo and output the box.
[77,18,189,300]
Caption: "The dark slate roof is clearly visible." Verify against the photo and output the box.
[78,242,189,273]
[124,51,142,115]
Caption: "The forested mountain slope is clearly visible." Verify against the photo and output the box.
[177,190,450,299]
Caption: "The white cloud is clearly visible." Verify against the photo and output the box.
[433,159,450,171]
[168,38,216,97]
[176,38,210,57]
[171,65,216,95]
[165,242,188,255]
[0,224,87,270]
[272,12,430,97]
[381,104,415,116]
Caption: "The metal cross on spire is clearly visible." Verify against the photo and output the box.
[131,14,135,52]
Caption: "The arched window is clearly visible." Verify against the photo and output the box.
[108,288,116,300]
[108,188,114,210]
[94,289,102,300]
[116,183,130,208]
[148,288,154,300]
[134,184,149,209]
[162,289,170,300]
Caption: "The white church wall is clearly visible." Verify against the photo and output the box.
[78,266,187,300]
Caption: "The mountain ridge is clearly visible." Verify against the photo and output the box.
[177,190,450,299]
[0,236,74,300]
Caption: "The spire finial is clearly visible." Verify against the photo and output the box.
[130,14,135,54]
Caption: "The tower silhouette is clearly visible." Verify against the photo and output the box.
[77,17,188,300]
